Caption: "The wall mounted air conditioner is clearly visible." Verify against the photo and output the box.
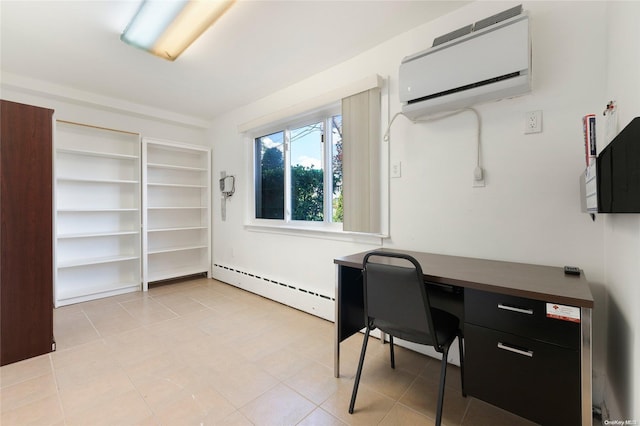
[399,5,531,119]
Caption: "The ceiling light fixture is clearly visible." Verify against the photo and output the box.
[121,0,236,61]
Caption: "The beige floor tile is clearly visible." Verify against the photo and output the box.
[254,344,316,381]
[461,398,537,426]
[50,339,112,371]
[240,383,316,425]
[144,313,215,349]
[215,410,254,426]
[399,375,470,426]
[53,309,100,350]
[206,280,250,297]
[358,353,418,400]
[87,307,144,337]
[207,359,280,408]
[104,327,169,367]
[379,402,436,426]
[79,297,130,317]
[151,382,236,424]
[297,407,347,426]
[174,335,244,372]
[122,349,190,381]
[104,289,149,304]
[129,367,193,410]
[386,345,432,377]
[0,394,64,426]
[120,297,179,325]
[321,378,396,426]
[0,373,58,412]
[285,361,341,405]
[57,369,137,416]
[152,291,209,316]
[233,325,302,362]
[54,351,122,392]
[64,389,152,426]
[0,354,52,388]
[288,328,335,362]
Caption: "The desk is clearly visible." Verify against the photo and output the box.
[334,248,593,425]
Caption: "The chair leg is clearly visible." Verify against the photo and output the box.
[349,326,371,414]
[435,345,450,426]
[458,331,466,397]
[389,335,395,369]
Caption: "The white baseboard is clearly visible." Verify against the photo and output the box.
[211,263,334,321]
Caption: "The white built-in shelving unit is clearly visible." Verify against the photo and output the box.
[54,121,142,307]
[142,138,211,290]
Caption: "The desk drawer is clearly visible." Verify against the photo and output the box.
[465,289,580,350]
[465,323,580,425]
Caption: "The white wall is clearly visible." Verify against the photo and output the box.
[1,76,208,144]
[209,0,616,406]
[602,2,640,420]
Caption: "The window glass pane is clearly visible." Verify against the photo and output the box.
[290,122,324,221]
[331,115,343,223]
[255,132,284,219]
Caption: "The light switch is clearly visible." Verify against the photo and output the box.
[391,161,401,178]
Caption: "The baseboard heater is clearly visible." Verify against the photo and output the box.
[212,263,335,321]
[213,263,334,301]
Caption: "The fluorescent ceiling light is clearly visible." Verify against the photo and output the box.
[121,0,236,61]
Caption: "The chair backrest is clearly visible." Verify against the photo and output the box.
[363,251,440,349]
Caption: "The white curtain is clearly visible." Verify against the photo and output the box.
[341,88,381,233]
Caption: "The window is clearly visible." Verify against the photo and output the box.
[254,113,342,224]
[245,80,383,235]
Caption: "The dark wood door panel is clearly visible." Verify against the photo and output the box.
[1,99,54,366]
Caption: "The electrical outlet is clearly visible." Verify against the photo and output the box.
[525,110,542,134]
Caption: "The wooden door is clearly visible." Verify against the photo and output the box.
[1,99,54,366]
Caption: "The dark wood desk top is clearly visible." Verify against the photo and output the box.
[334,248,594,308]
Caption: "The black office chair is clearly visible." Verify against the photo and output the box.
[348,251,465,425]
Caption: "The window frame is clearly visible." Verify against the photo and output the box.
[249,105,343,231]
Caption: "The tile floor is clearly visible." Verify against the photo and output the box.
[1,277,539,425]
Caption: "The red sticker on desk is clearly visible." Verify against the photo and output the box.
[546,303,581,323]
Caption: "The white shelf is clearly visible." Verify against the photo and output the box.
[56,282,140,306]
[147,182,206,188]
[57,254,139,269]
[142,138,211,290]
[148,226,207,232]
[147,162,207,172]
[57,147,138,160]
[57,230,138,239]
[58,177,139,184]
[147,206,206,210]
[58,208,138,212]
[148,244,207,255]
[54,122,141,307]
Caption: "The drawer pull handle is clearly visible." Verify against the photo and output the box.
[497,304,533,315]
[497,342,534,358]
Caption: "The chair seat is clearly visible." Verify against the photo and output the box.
[374,308,460,347]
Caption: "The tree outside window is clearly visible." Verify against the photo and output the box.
[255,131,284,219]
[254,114,342,223]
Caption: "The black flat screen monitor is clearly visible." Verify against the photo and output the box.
[597,117,640,213]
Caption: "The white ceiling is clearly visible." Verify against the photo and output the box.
[1,0,469,123]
